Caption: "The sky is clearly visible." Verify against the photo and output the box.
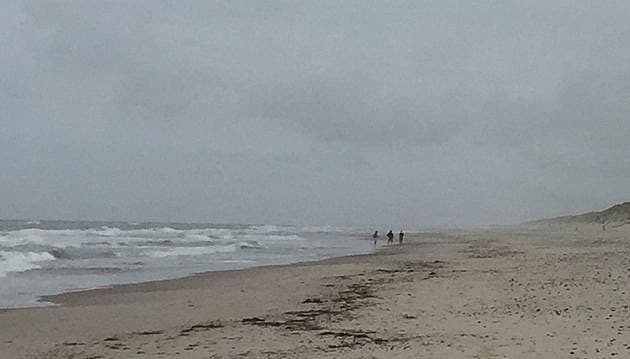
[1,1,630,227]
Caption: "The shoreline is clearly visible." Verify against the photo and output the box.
[0,236,420,358]
[36,244,392,309]
[4,226,629,358]
[1,235,379,311]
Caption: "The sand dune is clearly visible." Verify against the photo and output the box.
[528,201,630,226]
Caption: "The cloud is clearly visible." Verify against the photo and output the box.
[2,1,630,226]
[239,71,470,147]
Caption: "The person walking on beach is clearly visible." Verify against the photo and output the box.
[386,230,394,245]
[399,230,404,244]
[372,230,379,245]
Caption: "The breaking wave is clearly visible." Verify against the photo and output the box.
[0,251,55,278]
[0,221,372,308]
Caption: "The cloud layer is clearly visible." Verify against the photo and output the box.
[2,1,630,226]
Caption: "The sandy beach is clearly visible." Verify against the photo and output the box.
[5,2,630,358]
[2,225,630,358]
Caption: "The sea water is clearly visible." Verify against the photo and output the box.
[0,220,373,308]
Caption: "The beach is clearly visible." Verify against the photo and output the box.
[0,222,373,309]
[2,226,630,358]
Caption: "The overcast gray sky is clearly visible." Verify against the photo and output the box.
[1,1,630,227]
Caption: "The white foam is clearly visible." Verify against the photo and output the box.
[242,234,306,242]
[1,229,47,246]
[183,233,213,242]
[299,225,346,233]
[145,244,237,258]
[91,227,124,237]
[1,229,90,248]
[237,240,263,249]
[2,225,304,253]
[0,223,372,308]
[246,224,286,234]
[0,251,55,277]
[0,227,185,249]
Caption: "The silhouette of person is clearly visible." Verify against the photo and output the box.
[386,230,394,245]
[372,230,378,245]
[399,230,404,244]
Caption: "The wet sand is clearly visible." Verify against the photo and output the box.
[2,226,630,358]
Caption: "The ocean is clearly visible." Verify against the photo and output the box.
[0,220,374,308]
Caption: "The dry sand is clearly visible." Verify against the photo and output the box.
[2,225,630,358]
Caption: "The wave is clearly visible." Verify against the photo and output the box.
[48,247,119,260]
[0,229,48,246]
[242,234,306,242]
[80,241,112,246]
[0,227,301,247]
[245,224,288,234]
[0,223,371,308]
[0,251,55,277]
[0,225,312,265]
[298,225,348,233]
[37,266,126,275]
[146,244,238,258]
[237,240,263,249]
[1,227,248,247]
